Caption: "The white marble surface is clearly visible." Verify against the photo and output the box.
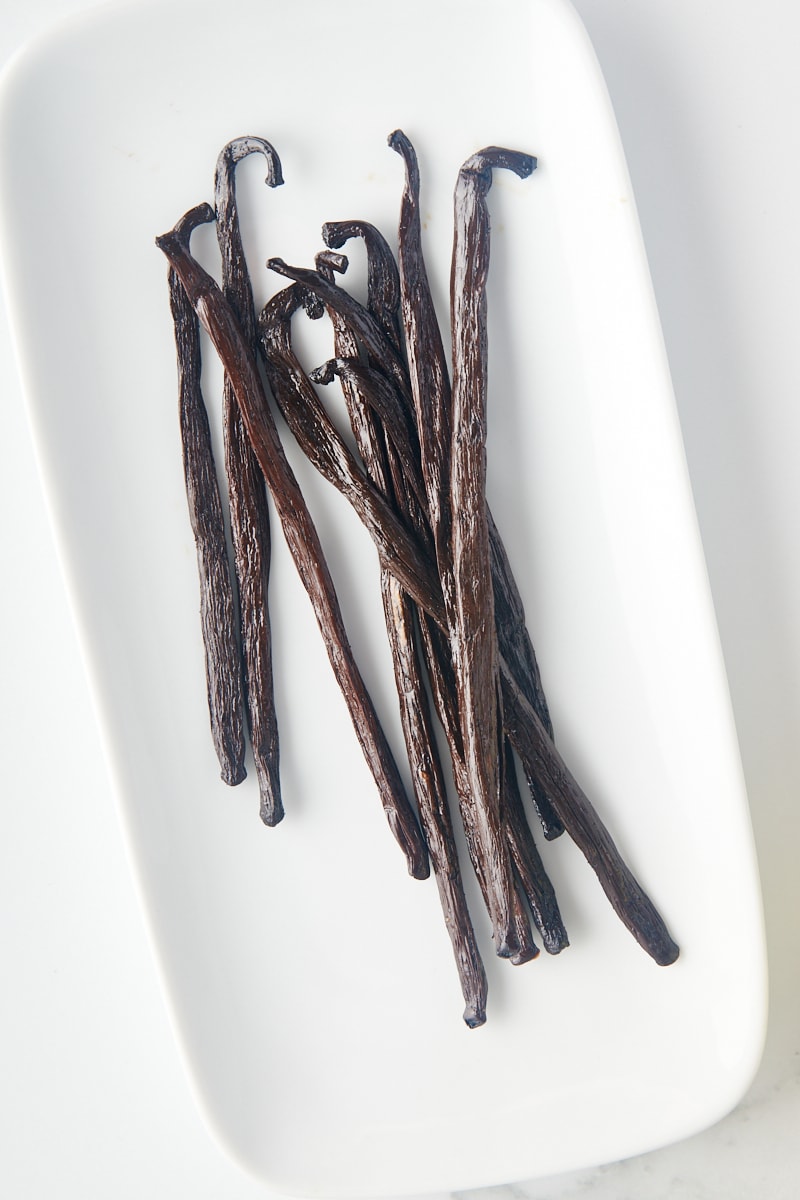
[1,1,798,1197]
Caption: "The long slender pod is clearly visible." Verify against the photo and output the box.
[156,207,429,881]
[311,261,489,1025]
[215,136,283,824]
[165,205,246,786]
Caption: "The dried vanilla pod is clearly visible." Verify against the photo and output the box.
[165,206,246,787]
[214,136,283,825]
[157,131,681,1032]
[156,205,430,882]
[448,147,539,959]
[310,260,488,1027]
[257,280,446,629]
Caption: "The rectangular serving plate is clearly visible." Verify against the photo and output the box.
[0,0,766,1194]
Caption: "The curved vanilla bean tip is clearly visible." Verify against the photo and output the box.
[214,135,284,192]
[387,128,419,183]
[308,358,337,386]
[258,290,446,629]
[156,202,215,251]
[315,249,348,275]
[461,146,537,182]
[321,219,402,347]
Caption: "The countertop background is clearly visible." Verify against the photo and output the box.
[2,1,798,1197]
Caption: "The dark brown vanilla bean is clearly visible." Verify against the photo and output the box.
[311,358,428,515]
[257,284,447,629]
[321,219,403,352]
[319,216,536,960]
[156,206,429,881]
[499,658,679,965]
[389,131,560,835]
[390,132,554,949]
[312,339,488,1026]
[388,130,454,591]
[165,209,246,787]
[267,257,412,403]
[448,147,537,959]
[307,258,528,983]
[501,739,569,954]
[215,136,283,825]
[488,508,563,841]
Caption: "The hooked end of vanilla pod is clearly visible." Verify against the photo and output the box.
[321,220,346,249]
[315,249,348,276]
[387,128,417,172]
[308,358,337,386]
[216,135,285,189]
[155,201,216,253]
[463,147,537,183]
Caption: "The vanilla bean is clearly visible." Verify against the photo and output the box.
[500,659,679,965]
[488,509,563,840]
[298,242,490,1016]
[447,147,538,958]
[311,357,428,514]
[215,136,283,824]
[321,218,403,351]
[314,240,536,960]
[389,131,561,840]
[156,207,429,881]
[311,342,487,1025]
[257,284,446,628]
[388,130,454,590]
[165,209,246,787]
[501,740,569,954]
[267,257,412,402]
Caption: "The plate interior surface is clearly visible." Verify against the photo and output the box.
[0,0,766,1194]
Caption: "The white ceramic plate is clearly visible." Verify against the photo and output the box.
[0,0,766,1194]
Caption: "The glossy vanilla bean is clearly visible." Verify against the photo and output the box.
[389,131,561,839]
[488,509,563,840]
[165,209,246,787]
[388,130,454,591]
[156,206,429,881]
[501,740,569,954]
[257,284,447,629]
[267,257,412,403]
[321,219,403,353]
[319,219,536,961]
[500,658,679,965]
[447,147,539,958]
[215,136,283,824]
[314,300,488,1025]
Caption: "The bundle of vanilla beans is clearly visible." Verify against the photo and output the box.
[156,132,679,1028]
